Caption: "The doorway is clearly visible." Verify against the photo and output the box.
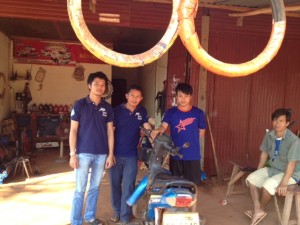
[111,78,127,108]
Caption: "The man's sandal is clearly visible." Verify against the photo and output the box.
[244,210,253,219]
[250,212,267,225]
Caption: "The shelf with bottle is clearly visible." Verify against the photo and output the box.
[29,103,72,115]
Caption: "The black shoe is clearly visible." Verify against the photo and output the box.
[88,219,102,225]
[110,215,120,222]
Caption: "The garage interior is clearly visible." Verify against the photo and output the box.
[1,1,300,225]
[0,0,300,197]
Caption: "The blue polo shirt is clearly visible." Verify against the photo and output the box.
[114,104,148,157]
[70,96,113,154]
[162,106,206,160]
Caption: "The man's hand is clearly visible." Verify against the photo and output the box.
[150,123,168,141]
[105,155,115,169]
[69,155,78,169]
[276,161,296,196]
[150,128,163,140]
[276,184,288,196]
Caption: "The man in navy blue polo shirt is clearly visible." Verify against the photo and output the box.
[109,85,152,225]
[69,71,115,225]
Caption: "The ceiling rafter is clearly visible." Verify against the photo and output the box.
[134,0,251,12]
[134,0,300,18]
[229,4,300,18]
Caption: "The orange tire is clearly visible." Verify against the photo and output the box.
[67,0,180,67]
[178,0,286,77]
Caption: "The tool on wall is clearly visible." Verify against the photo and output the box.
[206,114,223,184]
[23,82,32,113]
[154,80,166,118]
[35,67,46,91]
[73,65,85,81]
[0,72,6,99]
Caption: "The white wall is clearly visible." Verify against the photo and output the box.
[0,32,11,121]
[10,63,111,110]
[1,33,167,127]
[139,53,168,125]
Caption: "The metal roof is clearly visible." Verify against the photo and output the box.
[0,0,299,53]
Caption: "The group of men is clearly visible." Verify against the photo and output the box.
[68,71,300,225]
[68,71,206,225]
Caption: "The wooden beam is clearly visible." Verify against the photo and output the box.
[134,0,300,17]
[199,3,250,12]
[134,0,251,12]
[199,13,210,170]
[286,12,300,18]
[229,4,300,17]
[133,0,171,3]
[198,14,209,112]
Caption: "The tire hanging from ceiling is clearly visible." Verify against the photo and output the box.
[177,0,286,77]
[67,0,180,67]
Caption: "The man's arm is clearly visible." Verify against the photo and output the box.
[277,161,296,196]
[105,121,115,169]
[199,129,205,138]
[257,151,269,169]
[69,120,79,169]
[143,122,152,131]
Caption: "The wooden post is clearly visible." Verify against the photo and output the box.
[199,10,210,171]
[207,115,223,184]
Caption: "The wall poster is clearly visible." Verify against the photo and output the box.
[13,38,107,66]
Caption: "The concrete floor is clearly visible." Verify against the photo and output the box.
[0,149,293,225]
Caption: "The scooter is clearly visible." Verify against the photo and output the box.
[127,127,201,225]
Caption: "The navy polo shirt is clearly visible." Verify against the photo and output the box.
[114,104,148,157]
[70,96,113,154]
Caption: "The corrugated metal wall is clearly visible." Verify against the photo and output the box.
[204,10,300,177]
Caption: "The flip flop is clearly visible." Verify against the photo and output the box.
[244,210,253,219]
[250,212,267,225]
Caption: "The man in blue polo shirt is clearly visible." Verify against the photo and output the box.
[69,71,115,225]
[109,85,152,225]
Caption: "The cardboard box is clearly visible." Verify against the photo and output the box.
[1,118,17,133]
[1,131,17,142]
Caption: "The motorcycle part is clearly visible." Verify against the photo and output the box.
[165,192,195,207]
[127,175,148,206]
[132,193,150,219]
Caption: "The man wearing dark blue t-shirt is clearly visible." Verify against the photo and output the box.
[69,71,115,225]
[109,85,152,225]
[152,83,206,186]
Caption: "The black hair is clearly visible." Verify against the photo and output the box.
[87,71,109,90]
[175,83,193,95]
[271,108,292,122]
[126,84,143,96]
